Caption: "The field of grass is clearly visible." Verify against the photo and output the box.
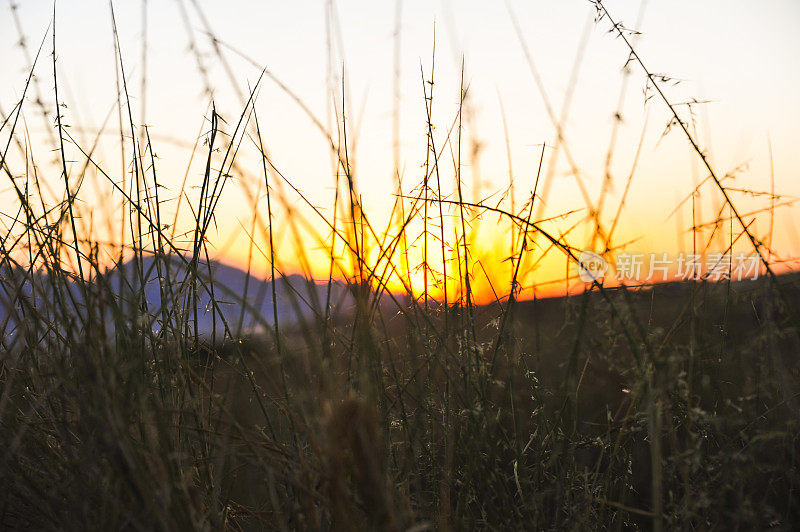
[1,1,799,530]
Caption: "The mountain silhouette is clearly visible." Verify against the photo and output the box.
[0,254,355,341]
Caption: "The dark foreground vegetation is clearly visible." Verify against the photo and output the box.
[2,0,798,529]
[1,267,798,530]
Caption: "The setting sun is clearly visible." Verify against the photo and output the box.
[2,1,799,528]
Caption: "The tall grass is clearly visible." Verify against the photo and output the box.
[1,1,798,529]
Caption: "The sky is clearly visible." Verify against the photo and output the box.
[1,0,799,301]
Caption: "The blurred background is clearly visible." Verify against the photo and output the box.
[1,0,799,300]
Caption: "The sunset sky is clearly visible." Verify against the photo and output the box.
[2,0,799,302]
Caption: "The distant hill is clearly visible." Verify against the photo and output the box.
[0,254,356,341]
[5,254,795,347]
